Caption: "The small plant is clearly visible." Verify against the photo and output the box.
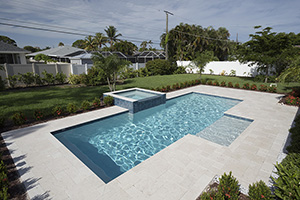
[248,180,272,200]
[52,105,63,117]
[180,82,185,88]
[7,75,19,88]
[213,81,219,86]
[42,70,55,85]
[55,72,67,84]
[195,79,200,85]
[201,79,206,85]
[68,74,81,85]
[220,81,226,87]
[81,100,91,110]
[0,76,6,91]
[34,74,43,86]
[242,83,250,89]
[207,80,213,85]
[209,69,214,75]
[104,96,114,106]
[12,112,27,126]
[251,84,257,90]
[67,103,78,113]
[166,85,171,92]
[259,84,268,92]
[234,83,240,88]
[172,84,177,90]
[33,110,44,121]
[0,160,9,200]
[220,70,226,76]
[229,69,236,76]
[228,82,233,88]
[92,97,101,108]
[268,86,277,93]
[18,72,35,87]
[217,171,240,199]
[199,190,218,200]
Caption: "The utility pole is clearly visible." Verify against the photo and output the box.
[164,10,173,60]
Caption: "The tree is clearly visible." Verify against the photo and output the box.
[278,56,300,83]
[93,32,107,50]
[113,40,137,55]
[91,53,130,91]
[23,46,42,53]
[84,35,96,51]
[34,54,55,63]
[0,35,17,46]
[238,26,299,82]
[105,26,122,47]
[72,39,86,49]
[192,50,218,79]
[139,40,153,51]
[58,42,64,46]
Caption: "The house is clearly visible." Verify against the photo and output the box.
[0,41,29,64]
[27,45,86,63]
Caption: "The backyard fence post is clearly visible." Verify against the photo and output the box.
[55,63,58,74]
[70,64,73,75]
[32,63,36,74]
[4,63,10,87]
[85,63,88,74]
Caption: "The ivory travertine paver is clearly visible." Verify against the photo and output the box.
[2,85,298,199]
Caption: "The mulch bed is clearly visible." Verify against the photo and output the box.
[0,135,28,199]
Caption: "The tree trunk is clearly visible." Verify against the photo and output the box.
[107,77,112,91]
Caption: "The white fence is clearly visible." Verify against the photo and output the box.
[0,63,93,81]
[177,61,260,77]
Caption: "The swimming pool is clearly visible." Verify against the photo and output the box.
[53,92,252,183]
[116,89,159,100]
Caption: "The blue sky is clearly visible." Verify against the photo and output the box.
[0,0,299,49]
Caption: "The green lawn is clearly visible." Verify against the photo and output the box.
[0,74,299,120]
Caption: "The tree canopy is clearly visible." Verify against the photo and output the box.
[0,35,17,46]
[192,50,219,78]
[105,26,122,48]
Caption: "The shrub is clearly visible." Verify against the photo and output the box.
[229,70,236,76]
[0,77,5,91]
[173,66,186,74]
[217,171,240,199]
[67,103,78,113]
[92,97,101,108]
[0,117,5,128]
[104,96,114,106]
[207,80,213,85]
[228,82,233,88]
[272,160,300,200]
[33,110,44,121]
[234,83,240,88]
[68,74,81,85]
[172,84,177,90]
[120,67,137,79]
[259,84,268,92]
[201,79,206,84]
[268,86,277,93]
[199,190,218,200]
[220,70,226,76]
[42,70,55,85]
[52,106,63,117]
[145,59,177,75]
[287,115,300,153]
[213,81,219,86]
[18,72,35,87]
[195,79,201,85]
[242,83,250,89]
[251,84,257,90]
[81,100,91,110]
[12,112,27,126]
[7,75,19,88]
[248,180,272,200]
[209,69,214,75]
[220,81,226,87]
[85,67,106,86]
[155,87,160,91]
[180,82,185,88]
[55,72,67,84]
[161,86,167,92]
[137,67,151,77]
[0,160,9,200]
[166,85,171,92]
[34,74,43,86]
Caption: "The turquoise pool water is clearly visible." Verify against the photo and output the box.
[53,93,250,183]
[116,89,158,100]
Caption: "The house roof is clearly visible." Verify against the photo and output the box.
[0,41,29,54]
[69,51,129,60]
[27,46,86,58]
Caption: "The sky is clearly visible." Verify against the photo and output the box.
[0,0,300,49]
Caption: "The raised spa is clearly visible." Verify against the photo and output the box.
[103,88,166,113]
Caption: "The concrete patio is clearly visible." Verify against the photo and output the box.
[2,85,298,199]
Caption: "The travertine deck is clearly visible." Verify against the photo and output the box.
[2,85,298,199]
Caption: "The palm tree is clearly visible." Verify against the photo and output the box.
[93,32,107,50]
[84,35,96,51]
[104,26,122,48]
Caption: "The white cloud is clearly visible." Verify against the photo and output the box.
[0,0,299,48]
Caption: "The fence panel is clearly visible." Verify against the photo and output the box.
[35,64,57,76]
[57,64,72,76]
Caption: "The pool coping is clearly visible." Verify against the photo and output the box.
[2,85,298,199]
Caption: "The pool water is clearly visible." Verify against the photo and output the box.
[53,93,250,183]
[116,90,158,100]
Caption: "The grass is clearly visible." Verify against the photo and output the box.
[0,74,299,121]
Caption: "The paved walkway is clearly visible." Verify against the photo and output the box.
[2,85,298,199]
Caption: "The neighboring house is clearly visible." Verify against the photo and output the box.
[0,41,29,64]
[27,45,86,63]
